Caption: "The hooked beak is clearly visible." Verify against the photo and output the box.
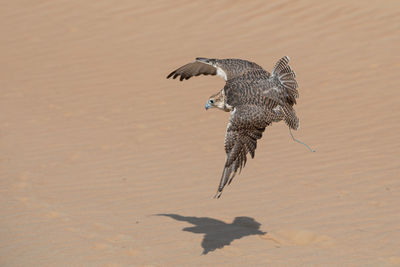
[205,103,211,110]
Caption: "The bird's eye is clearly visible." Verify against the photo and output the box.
[209,99,214,104]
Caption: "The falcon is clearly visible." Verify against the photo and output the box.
[167,56,308,198]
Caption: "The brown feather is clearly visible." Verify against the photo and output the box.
[167,61,217,81]
[215,105,271,198]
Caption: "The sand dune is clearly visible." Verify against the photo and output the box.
[1,0,400,266]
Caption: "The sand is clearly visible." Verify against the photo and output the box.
[1,0,400,266]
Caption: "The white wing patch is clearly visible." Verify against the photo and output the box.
[217,67,227,81]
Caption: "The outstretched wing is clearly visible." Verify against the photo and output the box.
[215,105,273,198]
[167,57,270,82]
[166,59,217,81]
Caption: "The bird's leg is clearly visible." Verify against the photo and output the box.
[289,128,316,152]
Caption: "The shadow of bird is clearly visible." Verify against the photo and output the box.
[157,214,266,254]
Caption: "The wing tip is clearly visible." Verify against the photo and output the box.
[166,71,175,79]
[213,190,223,199]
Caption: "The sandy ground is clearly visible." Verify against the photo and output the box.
[1,0,400,266]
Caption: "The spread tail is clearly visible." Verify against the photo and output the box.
[270,56,300,129]
[271,56,299,106]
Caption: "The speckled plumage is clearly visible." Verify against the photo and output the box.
[167,56,299,198]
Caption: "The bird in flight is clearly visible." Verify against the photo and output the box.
[167,56,311,198]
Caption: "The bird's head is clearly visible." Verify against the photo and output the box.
[205,91,226,111]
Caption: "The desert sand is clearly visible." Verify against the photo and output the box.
[1,0,400,266]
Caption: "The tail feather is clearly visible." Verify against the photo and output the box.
[271,56,299,105]
[281,104,299,130]
[270,56,300,129]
